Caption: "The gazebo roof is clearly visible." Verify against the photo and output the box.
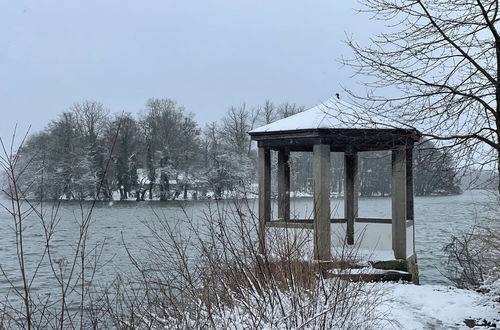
[249,98,360,133]
[248,98,421,152]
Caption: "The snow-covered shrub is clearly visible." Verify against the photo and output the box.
[107,199,389,329]
[480,271,500,303]
[443,223,500,295]
[477,224,500,303]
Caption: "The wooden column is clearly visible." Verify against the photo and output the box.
[258,147,271,254]
[406,146,414,221]
[406,145,417,261]
[392,146,407,259]
[277,148,290,221]
[313,144,331,261]
[344,151,358,245]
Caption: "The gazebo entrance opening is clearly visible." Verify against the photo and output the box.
[249,99,421,283]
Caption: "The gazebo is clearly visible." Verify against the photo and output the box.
[248,98,421,282]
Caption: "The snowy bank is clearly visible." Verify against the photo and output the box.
[377,283,499,329]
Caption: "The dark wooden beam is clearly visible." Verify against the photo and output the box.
[344,151,359,245]
[355,217,392,224]
[266,221,314,229]
[277,148,290,221]
[268,218,347,224]
[258,147,271,254]
[266,218,347,229]
[249,128,422,142]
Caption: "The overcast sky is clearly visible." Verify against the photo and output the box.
[0,0,379,144]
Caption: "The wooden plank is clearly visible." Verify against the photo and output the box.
[355,217,392,224]
[266,221,314,230]
[313,144,332,260]
[277,148,290,221]
[344,151,358,245]
[258,147,271,254]
[268,218,346,224]
[392,147,407,259]
[272,219,314,223]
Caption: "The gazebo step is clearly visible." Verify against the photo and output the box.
[325,269,413,282]
[370,259,409,271]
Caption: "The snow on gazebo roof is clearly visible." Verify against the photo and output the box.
[249,97,423,136]
[248,97,421,151]
[249,97,365,134]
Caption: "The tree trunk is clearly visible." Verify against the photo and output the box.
[498,149,500,193]
[119,186,125,201]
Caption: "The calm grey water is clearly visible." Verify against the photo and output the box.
[0,190,498,299]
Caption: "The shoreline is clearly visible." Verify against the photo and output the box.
[6,190,476,204]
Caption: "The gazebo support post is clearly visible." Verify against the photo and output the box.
[277,148,290,222]
[344,151,358,245]
[258,147,271,254]
[313,144,332,261]
[405,145,419,283]
[392,146,407,259]
[406,146,414,222]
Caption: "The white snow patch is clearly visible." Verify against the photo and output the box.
[377,283,500,329]
[249,98,383,133]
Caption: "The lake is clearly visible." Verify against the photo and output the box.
[0,190,498,300]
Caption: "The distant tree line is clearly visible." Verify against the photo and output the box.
[15,98,461,201]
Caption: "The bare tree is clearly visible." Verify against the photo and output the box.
[259,100,278,125]
[343,0,500,191]
[0,123,120,329]
[71,101,110,199]
[221,104,252,156]
[71,101,109,146]
[277,102,305,118]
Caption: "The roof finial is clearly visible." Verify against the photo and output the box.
[335,93,340,99]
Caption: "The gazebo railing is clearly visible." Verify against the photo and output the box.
[265,217,400,229]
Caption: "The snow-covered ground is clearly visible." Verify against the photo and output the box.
[377,283,499,329]
[171,281,499,329]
